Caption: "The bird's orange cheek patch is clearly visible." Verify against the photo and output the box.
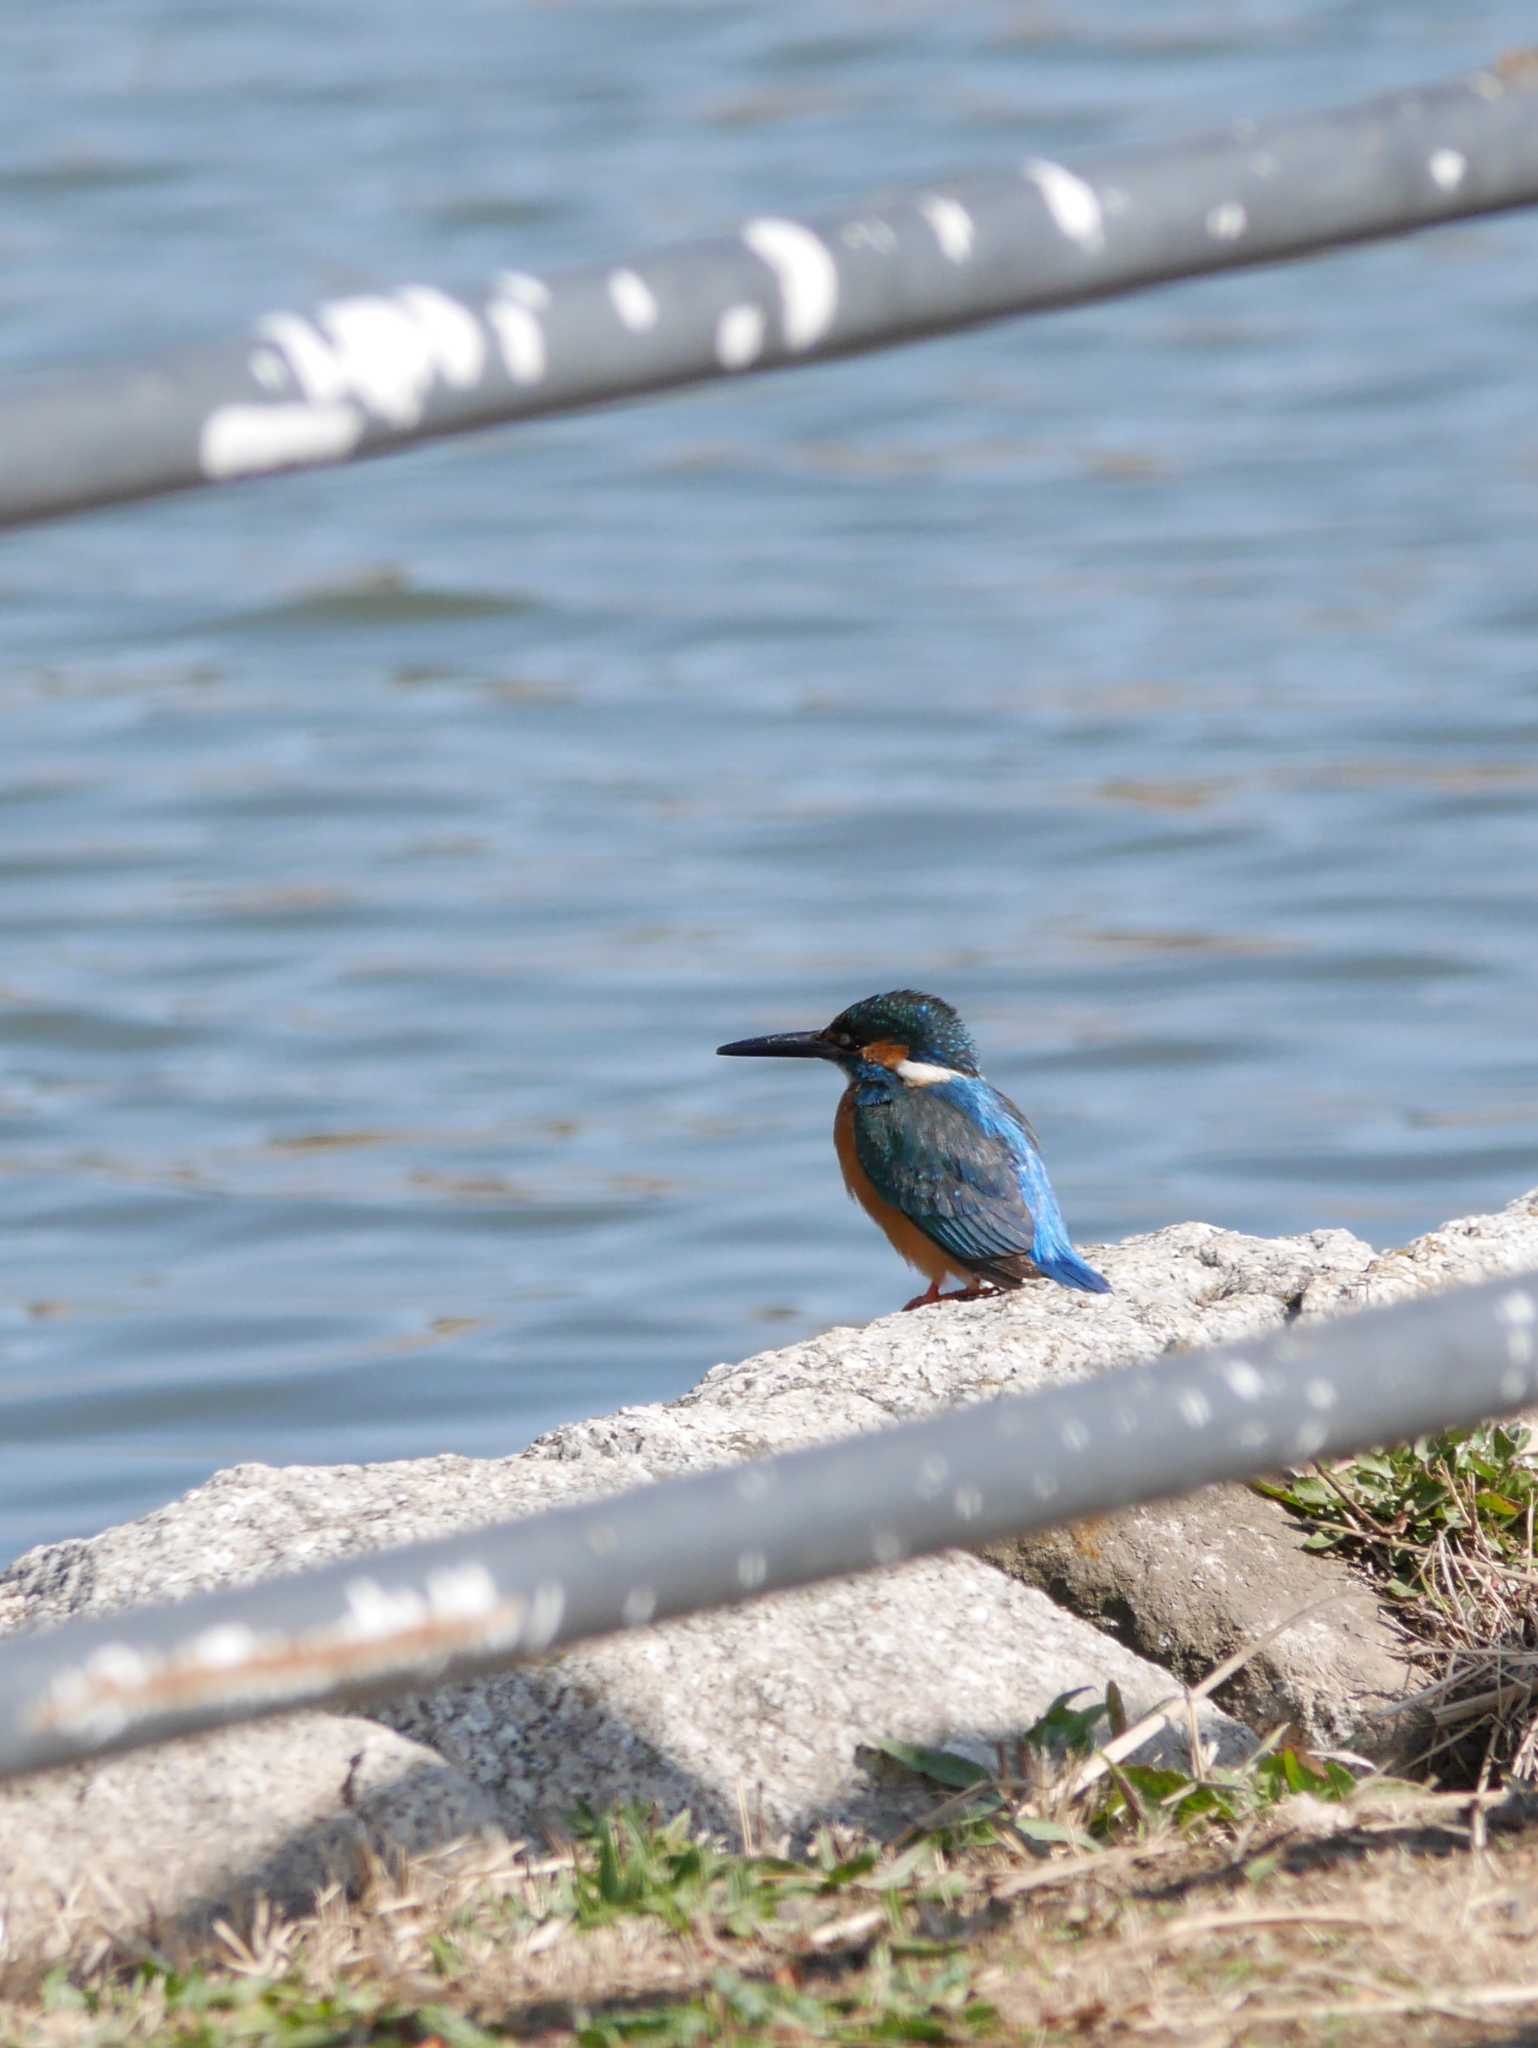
[861,1040,910,1070]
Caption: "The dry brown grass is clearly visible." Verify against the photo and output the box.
[10,1775,1538,2046]
[1267,1425,1538,1786]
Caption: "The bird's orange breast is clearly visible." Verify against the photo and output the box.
[833,1089,967,1286]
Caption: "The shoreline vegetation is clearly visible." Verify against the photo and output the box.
[6,1192,1538,2043]
[8,1702,1538,2046]
[15,1449,1538,2039]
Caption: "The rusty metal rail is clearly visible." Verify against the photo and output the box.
[2,1266,1534,1781]
[0,58,1536,529]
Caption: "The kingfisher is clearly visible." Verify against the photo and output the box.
[718,989,1110,1310]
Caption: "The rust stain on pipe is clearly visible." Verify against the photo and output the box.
[28,1566,563,1743]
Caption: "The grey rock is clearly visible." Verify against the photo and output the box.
[0,1454,646,1640]
[0,1463,1250,1871]
[527,1221,1377,1476]
[0,1713,497,1972]
[989,1484,1424,1762]
[3,1194,1534,1969]
[1300,1188,1538,1319]
[380,1553,1251,1844]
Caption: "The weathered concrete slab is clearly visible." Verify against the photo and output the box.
[0,1458,1250,1910]
[3,1193,1534,1971]
[0,1454,643,1637]
[1300,1188,1538,1319]
[988,1484,1423,1761]
[527,1220,1376,1474]
[0,1712,497,1972]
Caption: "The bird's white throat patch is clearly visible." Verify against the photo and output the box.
[895,1059,963,1087]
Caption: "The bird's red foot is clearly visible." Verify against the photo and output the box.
[901,1279,999,1311]
[901,1278,945,1311]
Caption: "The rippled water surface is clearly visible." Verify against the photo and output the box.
[2,3,1537,1565]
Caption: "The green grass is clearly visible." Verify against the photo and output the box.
[34,1945,1004,2048]
[573,1956,1000,2047]
[873,1684,1353,1849]
[1257,1422,1538,1605]
[564,1809,807,1940]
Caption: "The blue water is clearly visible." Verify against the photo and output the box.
[2,3,1537,1566]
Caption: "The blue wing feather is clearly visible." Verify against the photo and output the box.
[852,1077,1110,1295]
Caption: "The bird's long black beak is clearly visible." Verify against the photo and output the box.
[717,1029,840,1060]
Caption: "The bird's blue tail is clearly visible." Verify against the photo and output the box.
[1033,1246,1112,1295]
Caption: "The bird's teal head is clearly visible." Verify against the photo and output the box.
[717,989,981,1080]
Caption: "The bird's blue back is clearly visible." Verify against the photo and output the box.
[848,1067,1110,1294]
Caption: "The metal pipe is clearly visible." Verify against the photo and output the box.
[1,58,1536,530]
[1,1266,1534,1782]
